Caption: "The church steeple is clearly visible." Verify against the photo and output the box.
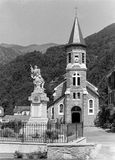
[67,16,86,47]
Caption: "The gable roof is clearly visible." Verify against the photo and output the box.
[49,79,99,107]
[13,106,30,113]
[86,81,99,96]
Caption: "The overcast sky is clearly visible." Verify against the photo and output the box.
[0,0,115,45]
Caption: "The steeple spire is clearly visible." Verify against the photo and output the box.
[67,12,86,47]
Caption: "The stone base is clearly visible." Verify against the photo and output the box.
[19,118,48,136]
[21,118,48,136]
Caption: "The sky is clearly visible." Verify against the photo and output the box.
[0,0,115,45]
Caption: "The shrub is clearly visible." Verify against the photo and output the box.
[1,120,22,133]
[0,127,15,137]
[110,122,115,132]
[14,151,23,159]
[102,122,111,129]
[27,151,47,159]
[45,130,58,141]
[32,132,40,138]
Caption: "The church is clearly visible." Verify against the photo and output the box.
[48,15,99,126]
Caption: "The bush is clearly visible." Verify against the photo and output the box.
[27,151,47,159]
[32,132,40,138]
[102,122,111,129]
[94,106,111,128]
[14,151,23,159]
[1,120,23,133]
[110,122,115,132]
[0,127,15,137]
[45,130,58,141]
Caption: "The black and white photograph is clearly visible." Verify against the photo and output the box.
[0,0,115,159]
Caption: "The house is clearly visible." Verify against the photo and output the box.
[13,106,30,116]
[107,66,115,112]
[1,106,30,123]
[47,14,99,126]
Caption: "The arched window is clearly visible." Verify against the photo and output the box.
[68,53,71,63]
[58,104,64,115]
[88,99,94,115]
[82,53,85,63]
[73,73,76,86]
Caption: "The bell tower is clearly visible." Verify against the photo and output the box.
[65,14,87,123]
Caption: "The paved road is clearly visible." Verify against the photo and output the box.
[84,127,115,160]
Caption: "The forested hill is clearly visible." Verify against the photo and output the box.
[0,23,115,114]
[0,43,58,65]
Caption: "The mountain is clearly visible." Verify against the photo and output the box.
[0,23,115,115]
[0,43,58,65]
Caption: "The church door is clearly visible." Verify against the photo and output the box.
[71,106,81,123]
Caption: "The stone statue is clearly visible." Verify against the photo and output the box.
[30,65,44,90]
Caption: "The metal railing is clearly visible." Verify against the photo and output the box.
[0,122,83,143]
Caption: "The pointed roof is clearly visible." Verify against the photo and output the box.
[67,16,86,47]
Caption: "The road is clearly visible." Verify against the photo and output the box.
[84,127,115,160]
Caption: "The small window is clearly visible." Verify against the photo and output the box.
[68,53,71,63]
[17,111,20,115]
[23,111,27,116]
[51,107,54,119]
[77,93,80,99]
[88,99,94,115]
[59,104,64,115]
[82,53,85,63]
[73,93,76,99]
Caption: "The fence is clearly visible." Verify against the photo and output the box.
[0,122,83,143]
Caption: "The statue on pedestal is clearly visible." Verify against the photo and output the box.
[28,65,49,124]
[30,65,44,91]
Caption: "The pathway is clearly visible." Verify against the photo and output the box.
[84,127,115,160]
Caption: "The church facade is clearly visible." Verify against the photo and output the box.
[48,15,99,126]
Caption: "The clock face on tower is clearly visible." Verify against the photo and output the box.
[74,54,79,63]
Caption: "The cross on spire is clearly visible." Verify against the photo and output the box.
[75,7,78,18]
[67,8,86,47]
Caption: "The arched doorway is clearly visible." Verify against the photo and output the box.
[71,106,81,123]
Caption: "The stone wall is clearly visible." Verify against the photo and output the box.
[0,141,46,154]
[47,143,98,160]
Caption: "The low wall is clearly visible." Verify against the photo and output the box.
[47,143,99,160]
[0,141,47,153]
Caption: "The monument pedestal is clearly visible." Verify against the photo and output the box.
[23,66,49,136]
[28,87,49,124]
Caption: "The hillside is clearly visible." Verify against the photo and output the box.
[86,23,115,104]
[0,23,115,115]
[0,46,21,65]
[0,43,58,65]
